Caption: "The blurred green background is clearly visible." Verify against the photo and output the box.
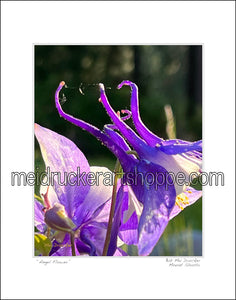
[35,45,202,255]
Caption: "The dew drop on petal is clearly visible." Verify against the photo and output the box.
[159,203,168,216]
[144,221,155,234]
[143,214,160,234]
[164,194,172,208]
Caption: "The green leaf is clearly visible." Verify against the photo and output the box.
[34,193,44,204]
[34,233,52,256]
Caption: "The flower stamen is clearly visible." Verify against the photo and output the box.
[175,194,189,210]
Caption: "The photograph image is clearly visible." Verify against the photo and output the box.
[34,45,202,257]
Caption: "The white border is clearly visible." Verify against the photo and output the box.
[1,1,235,299]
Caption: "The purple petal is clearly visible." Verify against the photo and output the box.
[127,159,175,206]
[160,138,199,146]
[138,208,169,256]
[49,233,67,255]
[35,123,90,218]
[139,147,202,195]
[133,161,176,256]
[113,248,128,256]
[121,185,143,223]
[51,247,73,256]
[159,140,202,155]
[159,140,202,162]
[169,186,202,220]
[73,166,113,227]
[76,239,91,254]
[51,244,80,256]
[91,198,111,223]
[179,151,202,171]
[118,185,140,245]
[80,221,107,256]
[50,233,80,256]
[34,200,46,232]
[119,211,138,245]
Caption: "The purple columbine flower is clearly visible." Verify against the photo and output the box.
[34,123,127,256]
[54,80,202,256]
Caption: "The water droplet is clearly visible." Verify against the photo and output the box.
[164,194,172,208]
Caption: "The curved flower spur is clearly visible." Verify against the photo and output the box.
[55,81,202,256]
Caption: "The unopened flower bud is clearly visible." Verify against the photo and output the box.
[44,203,76,232]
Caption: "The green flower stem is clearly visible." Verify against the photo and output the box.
[70,232,76,256]
[102,159,121,256]
[46,227,51,238]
